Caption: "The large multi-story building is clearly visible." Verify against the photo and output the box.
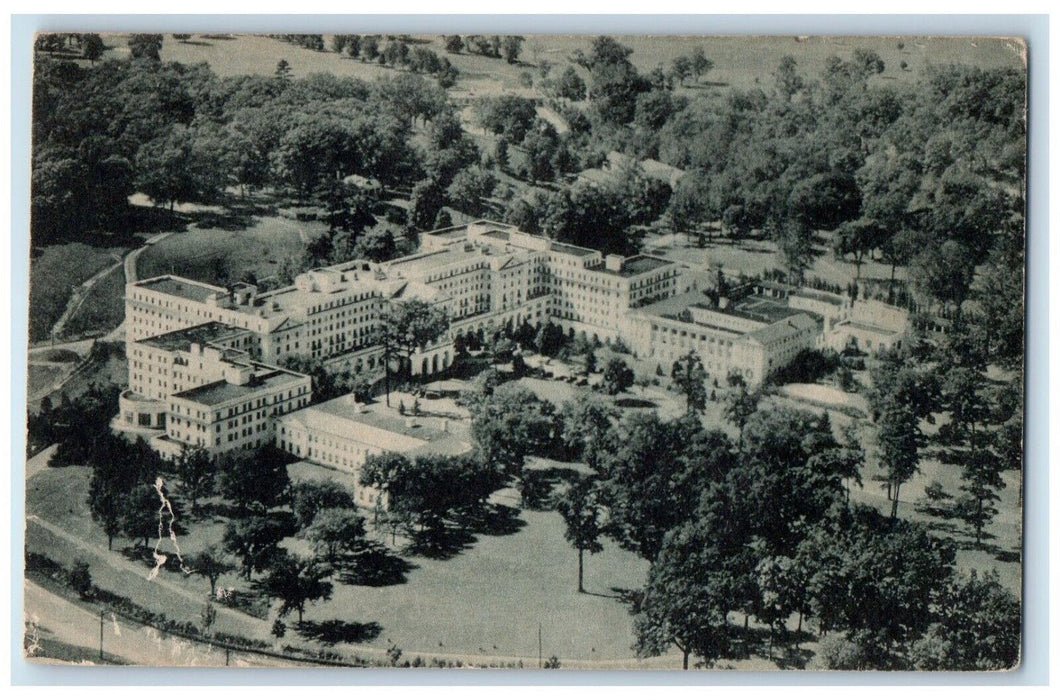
[115,321,312,458]
[122,219,854,443]
[626,291,819,386]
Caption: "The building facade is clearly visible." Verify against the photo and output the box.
[116,321,312,459]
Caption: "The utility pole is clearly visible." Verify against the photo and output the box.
[538,623,542,669]
[99,609,105,661]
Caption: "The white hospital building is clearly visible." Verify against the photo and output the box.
[117,220,841,456]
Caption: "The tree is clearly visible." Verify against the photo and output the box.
[81,34,105,63]
[128,34,163,61]
[88,471,127,551]
[602,357,634,395]
[304,508,368,566]
[185,546,234,597]
[773,218,817,284]
[580,36,647,125]
[290,479,356,530]
[446,165,496,216]
[689,46,714,83]
[354,35,377,61]
[723,385,760,449]
[173,445,214,514]
[555,66,587,101]
[557,392,618,471]
[671,351,707,416]
[122,482,162,548]
[69,560,93,599]
[370,298,450,405]
[222,516,287,580]
[556,478,604,593]
[908,570,1020,671]
[217,446,292,515]
[263,554,333,623]
[409,177,446,231]
[468,383,556,478]
[876,401,921,519]
[595,413,728,562]
[834,218,887,281]
[501,36,524,64]
[634,520,731,669]
[443,35,464,54]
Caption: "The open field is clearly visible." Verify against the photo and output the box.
[136,216,317,287]
[138,33,1024,100]
[29,243,128,343]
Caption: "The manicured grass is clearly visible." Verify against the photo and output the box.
[29,243,126,343]
[136,217,317,287]
[307,487,650,663]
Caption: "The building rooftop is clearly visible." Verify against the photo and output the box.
[729,295,804,324]
[604,255,672,278]
[171,368,306,407]
[282,395,471,457]
[137,321,249,353]
[745,314,818,345]
[136,276,227,304]
[550,241,598,258]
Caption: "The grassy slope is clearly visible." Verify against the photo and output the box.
[144,33,1023,97]
[28,244,126,343]
[135,218,316,286]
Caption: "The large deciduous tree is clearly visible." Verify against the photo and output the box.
[556,478,604,593]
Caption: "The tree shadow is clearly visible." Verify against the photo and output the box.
[186,209,256,232]
[403,525,477,560]
[337,544,418,587]
[296,619,383,646]
[458,503,527,537]
[613,397,657,409]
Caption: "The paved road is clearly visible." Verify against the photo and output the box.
[24,515,271,638]
[24,580,296,667]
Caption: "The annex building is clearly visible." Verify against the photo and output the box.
[276,394,471,510]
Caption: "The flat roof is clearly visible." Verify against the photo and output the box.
[637,291,713,319]
[550,241,598,257]
[136,276,226,303]
[138,322,248,353]
[729,295,804,324]
[605,255,671,277]
[172,369,306,407]
[285,395,448,442]
[388,247,487,272]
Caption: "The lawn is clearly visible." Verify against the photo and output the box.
[135,216,317,287]
[304,487,650,664]
[27,455,652,665]
[28,243,127,344]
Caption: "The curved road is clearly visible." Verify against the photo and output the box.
[24,580,307,667]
